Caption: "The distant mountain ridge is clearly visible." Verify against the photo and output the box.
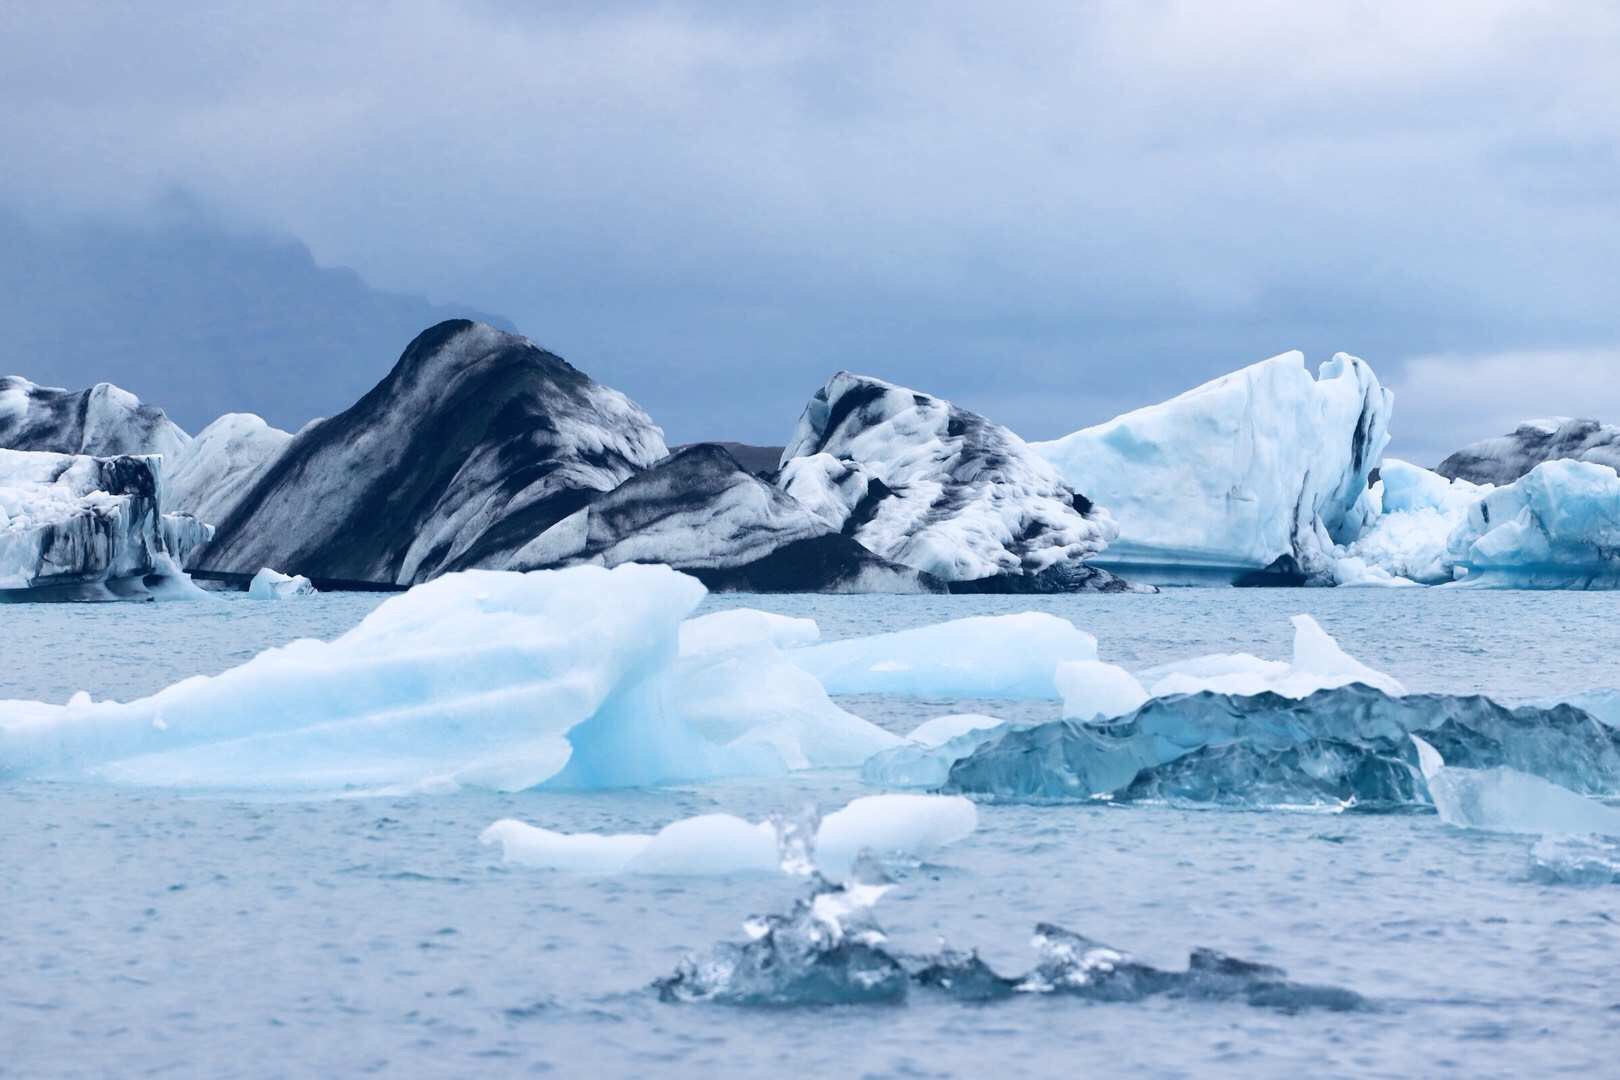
[0,209,511,433]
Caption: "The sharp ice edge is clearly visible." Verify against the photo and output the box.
[0,564,898,792]
[656,877,1367,1011]
[1412,736,1620,836]
[480,794,978,879]
[1031,351,1390,585]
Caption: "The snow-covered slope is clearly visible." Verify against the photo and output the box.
[1437,418,1620,487]
[192,320,669,586]
[0,376,190,462]
[1032,352,1391,585]
[0,449,209,600]
[777,372,1122,592]
[514,444,938,593]
[165,413,292,526]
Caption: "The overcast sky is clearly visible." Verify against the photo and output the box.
[3,1,1617,463]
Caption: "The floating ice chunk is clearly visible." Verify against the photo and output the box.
[247,567,317,600]
[482,794,975,879]
[862,721,1016,789]
[0,564,895,792]
[679,609,821,655]
[792,613,1098,698]
[659,878,1367,1011]
[1056,661,1148,721]
[1413,736,1620,836]
[814,795,979,880]
[1562,689,1620,729]
[906,714,1004,748]
[945,686,1620,806]
[1529,835,1620,885]
[1141,615,1404,700]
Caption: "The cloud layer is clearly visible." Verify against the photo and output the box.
[2,2,1617,451]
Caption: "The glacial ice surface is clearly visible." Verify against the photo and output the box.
[1445,460,1620,589]
[0,564,896,791]
[1413,737,1620,836]
[944,685,1620,807]
[1032,351,1390,584]
[165,413,292,528]
[790,613,1098,698]
[658,877,1367,1012]
[481,794,977,879]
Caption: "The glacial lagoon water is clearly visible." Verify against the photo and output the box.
[4,588,1620,1078]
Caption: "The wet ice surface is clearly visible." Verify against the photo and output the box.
[5,588,1620,1077]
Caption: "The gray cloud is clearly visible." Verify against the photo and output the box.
[1,1,1616,454]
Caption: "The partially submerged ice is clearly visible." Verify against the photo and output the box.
[0,449,210,601]
[1413,736,1620,836]
[791,613,1099,698]
[1529,835,1620,885]
[247,566,317,599]
[1032,352,1391,585]
[658,877,1366,1012]
[945,685,1620,807]
[481,794,978,879]
[0,564,897,791]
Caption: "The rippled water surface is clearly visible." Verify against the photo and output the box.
[4,588,1620,1078]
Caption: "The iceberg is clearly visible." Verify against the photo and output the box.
[247,567,317,599]
[0,375,190,461]
[861,720,1016,790]
[1032,351,1391,585]
[510,443,938,593]
[1413,736,1620,836]
[792,613,1099,698]
[658,878,1366,1012]
[1438,417,1620,487]
[0,564,897,791]
[1444,460,1620,589]
[1056,661,1150,721]
[165,413,291,527]
[944,685,1620,806]
[0,449,210,600]
[776,371,1125,592]
[904,714,1005,748]
[481,794,976,879]
[192,321,669,586]
[1334,459,1488,585]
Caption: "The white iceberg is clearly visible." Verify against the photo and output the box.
[247,566,317,600]
[165,413,292,527]
[791,613,1099,698]
[1413,736,1620,836]
[1055,661,1149,721]
[1032,352,1391,584]
[1444,460,1620,589]
[905,713,1005,748]
[0,564,896,792]
[480,794,977,879]
[1138,615,1405,699]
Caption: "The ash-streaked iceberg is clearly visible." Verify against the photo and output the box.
[0,376,190,461]
[481,794,976,879]
[510,443,938,593]
[192,321,669,586]
[0,449,210,600]
[777,371,1124,592]
[1032,351,1391,585]
[0,564,897,791]
[1438,417,1620,487]
[791,613,1099,698]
